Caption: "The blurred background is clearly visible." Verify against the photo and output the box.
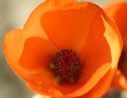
[0,0,127,98]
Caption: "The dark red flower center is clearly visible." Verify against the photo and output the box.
[50,49,80,83]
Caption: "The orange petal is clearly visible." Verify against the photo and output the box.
[49,0,76,6]
[40,2,102,54]
[4,30,57,88]
[111,69,127,90]
[18,37,59,91]
[22,0,75,43]
[4,0,63,92]
[51,68,116,98]
[19,0,76,58]
[18,0,76,60]
[73,7,122,97]
[77,68,116,98]
[75,13,113,96]
[80,6,122,83]
[104,2,127,90]
[20,0,55,59]
[3,30,29,78]
[4,29,22,60]
[104,2,127,49]
[27,63,111,97]
[18,37,56,69]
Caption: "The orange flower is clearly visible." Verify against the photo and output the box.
[4,0,122,98]
[104,2,127,90]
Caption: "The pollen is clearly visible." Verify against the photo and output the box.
[50,49,80,83]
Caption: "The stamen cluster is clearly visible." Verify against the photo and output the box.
[51,49,80,83]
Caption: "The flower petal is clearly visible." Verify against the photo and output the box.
[79,8,122,82]
[111,69,127,90]
[104,2,127,49]
[18,0,76,61]
[50,68,116,98]
[18,37,57,69]
[27,63,111,97]
[22,0,75,43]
[3,30,30,78]
[77,68,116,98]
[4,29,22,60]
[104,2,127,90]
[70,8,122,97]
[40,2,101,53]
[4,30,57,88]
[48,0,76,5]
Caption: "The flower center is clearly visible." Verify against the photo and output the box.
[50,49,80,83]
